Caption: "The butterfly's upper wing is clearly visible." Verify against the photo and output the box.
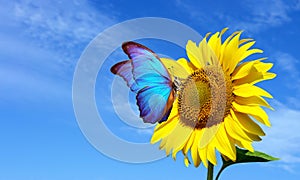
[122,42,171,83]
[111,41,174,124]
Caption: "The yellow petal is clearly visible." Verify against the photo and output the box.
[182,130,196,155]
[153,99,179,131]
[221,27,229,35]
[232,60,273,79]
[207,32,221,59]
[231,41,257,70]
[253,61,273,72]
[233,84,273,98]
[199,124,220,148]
[232,59,263,80]
[240,48,263,61]
[208,28,228,61]
[234,96,273,110]
[245,131,262,141]
[184,156,190,167]
[240,141,254,152]
[222,31,240,48]
[224,115,254,142]
[223,32,242,73]
[186,40,204,68]
[239,38,253,45]
[198,38,211,65]
[161,58,190,79]
[219,31,240,67]
[232,102,271,127]
[191,130,201,167]
[235,140,254,152]
[234,72,276,85]
[159,137,168,150]
[151,109,179,144]
[215,123,236,161]
[177,58,196,73]
[207,142,217,165]
[230,109,265,136]
[150,114,179,144]
[198,145,208,168]
[164,122,194,157]
[205,32,212,38]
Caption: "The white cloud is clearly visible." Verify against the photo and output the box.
[296,0,300,9]
[174,0,221,30]
[286,97,300,109]
[175,0,299,33]
[110,76,156,129]
[273,52,300,78]
[120,126,154,136]
[238,0,300,34]
[1,0,117,78]
[0,0,117,101]
[246,0,290,25]
[11,0,116,49]
[228,0,297,33]
[0,64,70,103]
[271,52,300,106]
[255,100,300,171]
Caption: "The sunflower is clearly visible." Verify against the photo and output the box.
[151,28,276,167]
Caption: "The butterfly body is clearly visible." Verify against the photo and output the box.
[111,42,176,124]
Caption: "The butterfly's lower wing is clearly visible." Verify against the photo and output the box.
[137,85,174,124]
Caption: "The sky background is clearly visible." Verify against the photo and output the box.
[1,0,300,179]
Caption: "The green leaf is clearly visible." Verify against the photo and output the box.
[215,147,279,180]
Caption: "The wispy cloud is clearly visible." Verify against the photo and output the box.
[247,0,291,26]
[12,0,116,47]
[271,52,300,108]
[109,76,156,129]
[230,0,291,32]
[10,0,116,72]
[297,0,300,9]
[175,0,300,33]
[0,0,117,102]
[273,52,300,79]
[174,0,223,30]
[0,63,70,103]
[286,97,300,109]
[255,100,300,171]
[121,126,154,136]
[229,0,300,33]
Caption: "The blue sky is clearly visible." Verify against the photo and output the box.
[1,0,300,179]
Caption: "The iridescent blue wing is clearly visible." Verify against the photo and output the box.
[122,42,171,83]
[136,85,174,124]
[111,41,174,124]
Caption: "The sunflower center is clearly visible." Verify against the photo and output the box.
[178,65,233,129]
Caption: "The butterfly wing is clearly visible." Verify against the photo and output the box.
[122,42,171,83]
[136,86,174,123]
[111,41,174,124]
[110,60,140,92]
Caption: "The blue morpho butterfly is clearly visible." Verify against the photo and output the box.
[110,41,189,124]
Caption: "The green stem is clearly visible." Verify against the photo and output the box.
[207,161,214,180]
[215,166,225,180]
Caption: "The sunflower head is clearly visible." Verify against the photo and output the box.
[152,28,276,168]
